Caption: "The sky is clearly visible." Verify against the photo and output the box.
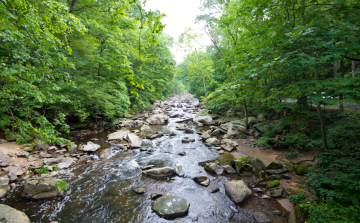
[144,0,212,64]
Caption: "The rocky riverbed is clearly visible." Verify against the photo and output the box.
[0,94,310,222]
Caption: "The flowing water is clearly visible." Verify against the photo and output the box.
[3,98,288,222]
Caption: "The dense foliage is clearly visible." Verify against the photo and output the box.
[0,0,183,145]
[177,0,360,222]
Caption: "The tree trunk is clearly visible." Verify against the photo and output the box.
[196,51,208,104]
[243,99,248,129]
[352,60,356,78]
[339,58,345,112]
[315,70,328,150]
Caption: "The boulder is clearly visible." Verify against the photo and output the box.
[270,188,283,197]
[182,137,195,143]
[234,157,266,177]
[146,114,169,125]
[0,204,31,223]
[210,129,221,137]
[193,116,213,125]
[141,165,155,170]
[99,148,111,159]
[43,158,76,169]
[79,141,101,152]
[176,124,188,130]
[125,133,142,148]
[221,139,238,148]
[152,196,190,218]
[253,212,271,223]
[240,117,259,127]
[205,162,224,175]
[253,123,268,133]
[140,125,153,133]
[142,167,175,178]
[205,138,220,145]
[207,184,220,193]
[184,128,195,133]
[224,180,252,204]
[0,177,10,198]
[21,177,65,199]
[0,153,12,167]
[133,187,146,194]
[8,166,23,182]
[221,145,234,152]
[266,162,284,170]
[201,132,211,140]
[17,151,29,158]
[193,176,210,186]
[227,121,247,136]
[257,114,267,122]
[288,200,309,223]
[107,129,130,141]
[224,165,237,174]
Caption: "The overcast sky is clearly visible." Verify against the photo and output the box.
[144,0,212,64]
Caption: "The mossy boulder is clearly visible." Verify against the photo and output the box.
[0,204,31,223]
[234,157,266,177]
[288,200,310,223]
[293,164,308,175]
[21,177,65,199]
[224,180,252,204]
[152,196,190,218]
[266,180,280,189]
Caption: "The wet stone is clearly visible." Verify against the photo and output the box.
[133,187,146,194]
[152,196,190,218]
[141,165,155,170]
[151,193,163,200]
[271,188,283,197]
[271,210,281,215]
[253,212,270,223]
[178,152,186,156]
[207,184,219,193]
[266,161,283,170]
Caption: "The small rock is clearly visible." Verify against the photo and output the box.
[207,184,219,193]
[16,152,29,158]
[193,176,210,186]
[0,153,12,167]
[151,193,162,200]
[175,166,182,175]
[224,165,237,174]
[270,188,283,197]
[133,187,146,194]
[266,161,283,170]
[141,165,155,170]
[178,152,186,156]
[218,150,224,154]
[271,210,281,215]
[253,212,270,223]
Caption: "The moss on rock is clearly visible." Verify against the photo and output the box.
[293,164,308,175]
[266,180,280,189]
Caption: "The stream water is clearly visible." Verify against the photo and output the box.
[2,98,288,222]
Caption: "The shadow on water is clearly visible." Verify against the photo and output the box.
[2,99,288,223]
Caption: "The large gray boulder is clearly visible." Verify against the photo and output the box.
[0,152,12,167]
[142,167,175,178]
[125,133,142,148]
[21,177,65,199]
[140,125,153,133]
[79,141,101,152]
[205,138,220,145]
[234,157,266,177]
[193,116,213,125]
[224,180,252,204]
[8,166,23,182]
[227,121,247,136]
[146,114,169,125]
[107,129,130,141]
[43,158,76,169]
[99,148,111,159]
[0,204,31,223]
[152,196,190,218]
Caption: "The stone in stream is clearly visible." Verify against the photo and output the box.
[193,176,210,186]
[224,165,237,174]
[125,133,142,148]
[266,161,283,170]
[133,187,146,194]
[210,128,221,137]
[234,157,266,177]
[142,167,175,178]
[175,166,182,175]
[205,162,224,175]
[224,180,252,204]
[0,204,31,223]
[205,138,220,145]
[0,152,12,167]
[140,125,153,133]
[146,114,169,125]
[21,177,65,199]
[176,124,188,130]
[151,193,163,200]
[152,196,190,218]
[182,137,195,143]
[184,128,195,133]
[0,177,10,198]
[270,188,284,197]
[207,184,220,193]
[201,132,210,140]
[99,148,111,159]
[107,129,130,141]
[193,116,213,125]
[141,165,155,170]
[253,212,271,223]
[169,132,176,136]
[79,141,101,152]
[178,152,186,156]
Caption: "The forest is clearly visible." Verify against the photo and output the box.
[177,0,360,222]
[1,0,360,222]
